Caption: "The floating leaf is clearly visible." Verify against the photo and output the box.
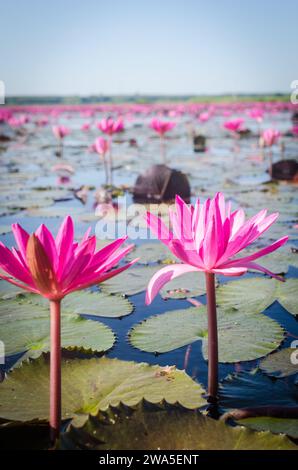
[0,225,11,235]
[219,370,298,411]
[0,356,206,422]
[0,280,26,300]
[0,289,133,318]
[62,291,134,318]
[241,246,298,274]
[217,277,298,317]
[236,417,298,439]
[0,309,115,359]
[59,402,297,450]
[102,265,160,296]
[26,205,84,218]
[160,271,213,299]
[129,307,284,362]
[259,348,298,378]
[126,242,173,265]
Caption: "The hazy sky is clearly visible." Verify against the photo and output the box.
[0,0,297,95]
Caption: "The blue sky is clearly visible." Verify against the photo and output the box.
[0,0,297,95]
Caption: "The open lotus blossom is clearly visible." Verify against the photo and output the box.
[96,118,123,184]
[198,111,211,123]
[52,125,70,140]
[223,118,244,133]
[261,128,281,147]
[81,122,91,131]
[145,193,288,399]
[0,216,136,300]
[8,116,28,128]
[95,136,110,156]
[94,137,110,184]
[0,216,137,443]
[97,117,124,135]
[150,118,176,163]
[248,108,264,122]
[150,118,176,136]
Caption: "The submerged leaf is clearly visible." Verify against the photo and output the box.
[259,348,298,378]
[219,370,298,412]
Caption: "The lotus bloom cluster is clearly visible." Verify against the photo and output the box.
[145,193,288,304]
[97,117,124,135]
[8,115,29,128]
[223,118,244,133]
[52,125,70,140]
[0,216,136,300]
[150,118,176,136]
[261,128,281,147]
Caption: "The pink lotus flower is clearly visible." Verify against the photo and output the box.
[261,129,281,147]
[223,118,244,133]
[8,117,27,128]
[97,117,124,135]
[81,122,91,131]
[0,217,137,442]
[150,118,176,136]
[198,112,210,123]
[145,193,288,400]
[0,216,135,300]
[94,137,110,184]
[145,193,287,304]
[248,108,264,122]
[52,125,70,140]
[94,136,110,156]
[36,117,49,127]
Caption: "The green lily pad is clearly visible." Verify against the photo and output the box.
[59,402,297,450]
[126,242,173,265]
[0,289,134,318]
[236,416,298,439]
[219,370,298,411]
[102,265,160,296]
[26,205,84,218]
[0,309,115,359]
[129,306,284,362]
[62,291,134,318]
[20,291,134,319]
[217,277,298,317]
[259,348,298,378]
[160,271,214,299]
[0,196,54,211]
[0,225,11,235]
[0,280,26,300]
[241,246,298,274]
[0,356,207,422]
